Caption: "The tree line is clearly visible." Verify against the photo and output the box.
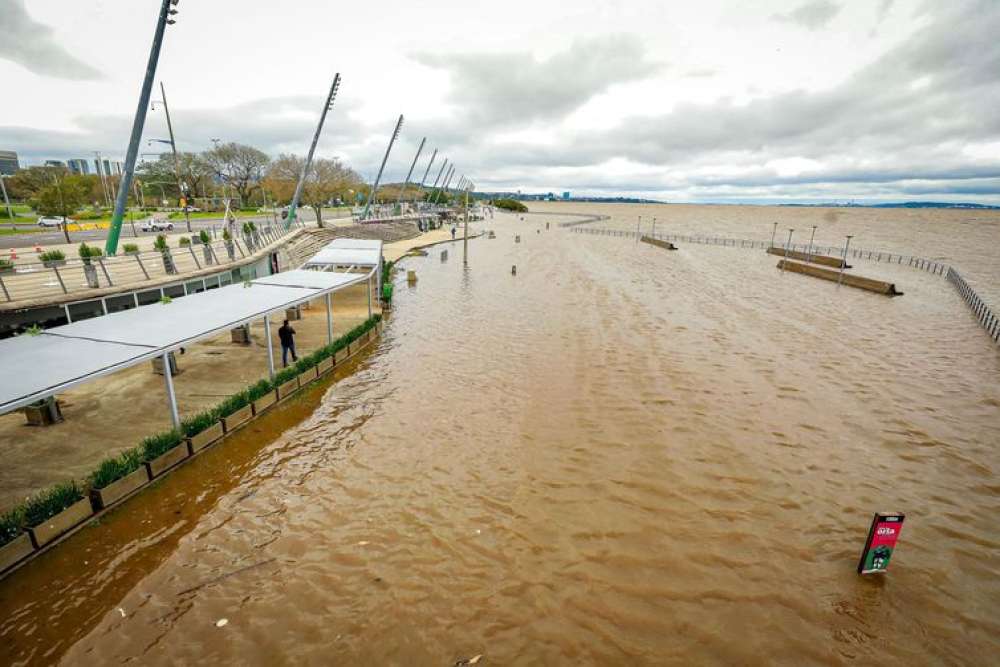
[5,142,457,225]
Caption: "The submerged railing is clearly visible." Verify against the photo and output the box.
[947,268,1000,343]
[570,227,950,275]
[570,226,998,345]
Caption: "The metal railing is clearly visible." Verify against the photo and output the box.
[570,227,951,275]
[570,226,998,345]
[947,268,1000,344]
[0,222,299,305]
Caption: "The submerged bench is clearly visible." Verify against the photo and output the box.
[777,260,902,296]
[640,236,678,251]
[767,246,850,269]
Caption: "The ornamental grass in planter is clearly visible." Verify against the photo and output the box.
[123,243,140,255]
[40,249,66,268]
[182,409,223,452]
[141,430,188,477]
[0,258,14,275]
[78,243,102,288]
[22,481,91,547]
[89,447,149,509]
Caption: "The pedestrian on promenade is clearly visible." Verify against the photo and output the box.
[279,319,298,367]
[451,224,456,239]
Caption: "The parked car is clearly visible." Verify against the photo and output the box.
[37,216,67,227]
[139,218,174,232]
[182,206,201,212]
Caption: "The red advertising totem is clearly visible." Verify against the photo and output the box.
[857,512,905,574]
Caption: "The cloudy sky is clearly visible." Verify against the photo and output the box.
[1,0,998,203]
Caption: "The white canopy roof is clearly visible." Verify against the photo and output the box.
[0,268,370,413]
[304,238,383,269]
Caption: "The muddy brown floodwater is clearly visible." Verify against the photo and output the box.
[1,205,999,665]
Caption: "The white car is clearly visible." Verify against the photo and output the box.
[37,216,67,227]
[139,218,174,232]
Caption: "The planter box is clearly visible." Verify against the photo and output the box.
[42,259,67,268]
[230,325,251,345]
[335,348,349,364]
[90,466,150,509]
[348,340,360,356]
[285,306,301,321]
[28,498,93,548]
[23,397,63,426]
[277,377,300,400]
[0,267,15,276]
[223,404,253,432]
[317,357,334,375]
[0,533,35,573]
[253,391,277,415]
[187,421,224,453]
[145,443,189,478]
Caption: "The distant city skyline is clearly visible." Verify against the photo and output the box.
[1,0,998,203]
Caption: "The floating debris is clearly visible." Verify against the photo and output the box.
[216,618,229,628]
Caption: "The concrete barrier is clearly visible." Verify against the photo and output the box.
[777,260,903,296]
[767,246,849,269]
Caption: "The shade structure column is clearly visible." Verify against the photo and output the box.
[326,293,333,344]
[263,315,275,379]
[367,275,373,319]
[162,352,181,430]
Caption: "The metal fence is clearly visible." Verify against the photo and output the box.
[569,227,950,276]
[571,226,998,346]
[947,268,1000,343]
[0,222,299,305]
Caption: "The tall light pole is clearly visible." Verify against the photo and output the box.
[150,81,191,232]
[432,165,454,204]
[396,136,425,206]
[105,0,180,256]
[94,151,111,208]
[361,114,404,220]
[287,73,342,229]
[415,148,437,203]
[428,158,448,204]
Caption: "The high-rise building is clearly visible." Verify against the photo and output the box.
[103,159,112,176]
[0,151,19,175]
[562,191,571,200]
[68,159,91,175]
[45,160,67,168]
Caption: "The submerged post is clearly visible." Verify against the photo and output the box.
[263,315,275,379]
[361,114,404,220]
[838,236,854,285]
[782,229,794,271]
[162,351,180,430]
[463,184,471,266]
[770,222,778,249]
[806,225,817,263]
[636,215,641,243]
[287,73,342,229]
[326,293,333,343]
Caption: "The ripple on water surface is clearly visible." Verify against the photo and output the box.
[1,209,998,665]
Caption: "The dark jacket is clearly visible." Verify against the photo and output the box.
[278,324,295,346]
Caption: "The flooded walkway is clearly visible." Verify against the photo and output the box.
[1,210,998,665]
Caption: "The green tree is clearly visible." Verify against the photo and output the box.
[203,142,270,205]
[31,174,90,242]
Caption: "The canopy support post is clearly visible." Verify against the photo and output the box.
[162,352,181,430]
[263,315,275,379]
[367,275,373,319]
[326,293,333,343]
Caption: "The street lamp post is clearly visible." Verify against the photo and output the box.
[838,236,854,285]
[105,0,180,256]
[396,136,425,208]
[361,114,404,221]
[151,81,192,232]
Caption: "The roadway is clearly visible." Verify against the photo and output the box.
[0,209,349,250]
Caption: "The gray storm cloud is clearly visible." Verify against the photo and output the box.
[412,34,662,129]
[0,0,103,80]
[772,0,842,30]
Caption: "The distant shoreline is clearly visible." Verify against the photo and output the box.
[512,198,1000,209]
